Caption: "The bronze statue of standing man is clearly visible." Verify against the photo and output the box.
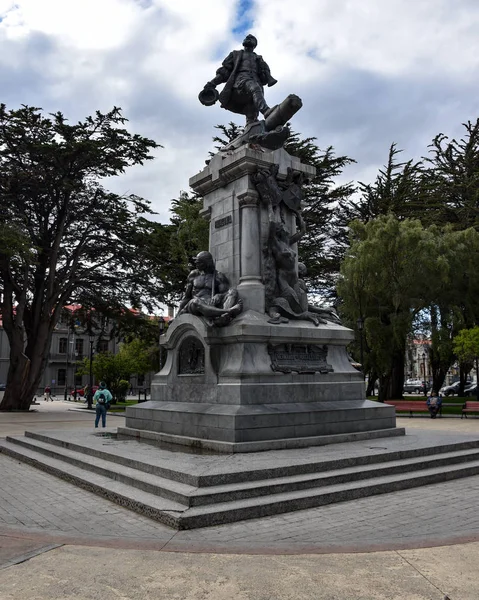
[200,34,277,125]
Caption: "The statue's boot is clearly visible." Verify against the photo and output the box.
[251,89,270,117]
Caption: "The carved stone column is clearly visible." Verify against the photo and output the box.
[237,191,264,313]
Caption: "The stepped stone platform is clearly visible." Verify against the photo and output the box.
[2,427,479,529]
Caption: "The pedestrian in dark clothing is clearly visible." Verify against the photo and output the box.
[93,382,112,428]
[427,394,442,418]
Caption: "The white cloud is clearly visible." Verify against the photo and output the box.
[254,0,479,79]
[1,0,479,220]
[1,0,141,47]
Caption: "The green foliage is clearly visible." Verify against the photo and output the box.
[169,192,210,276]
[211,122,243,152]
[117,379,130,402]
[0,223,34,262]
[119,337,155,374]
[146,192,209,304]
[78,338,153,401]
[422,119,479,229]
[338,215,445,399]
[347,144,424,223]
[0,104,162,410]
[453,327,479,363]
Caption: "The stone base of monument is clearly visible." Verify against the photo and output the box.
[124,312,398,451]
[3,428,479,529]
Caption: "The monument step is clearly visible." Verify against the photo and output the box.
[0,439,185,529]
[22,429,479,488]
[4,435,196,506]
[190,447,479,506]
[24,430,197,485]
[3,433,479,528]
[177,458,479,528]
[6,434,479,509]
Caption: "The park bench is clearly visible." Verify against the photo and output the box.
[461,401,479,418]
[385,400,442,417]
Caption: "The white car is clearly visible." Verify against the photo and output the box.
[439,381,461,396]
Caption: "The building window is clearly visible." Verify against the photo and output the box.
[59,338,67,354]
[75,339,84,357]
[75,373,83,386]
[98,339,109,353]
[57,369,66,386]
[137,374,145,387]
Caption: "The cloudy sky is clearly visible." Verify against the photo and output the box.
[1,0,478,222]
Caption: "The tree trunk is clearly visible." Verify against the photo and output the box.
[0,352,32,411]
[389,352,405,399]
[377,350,405,402]
[0,320,52,411]
[366,370,378,396]
[459,363,473,395]
[377,374,389,403]
[431,367,447,395]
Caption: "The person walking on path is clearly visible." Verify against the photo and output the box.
[43,385,52,402]
[93,382,112,428]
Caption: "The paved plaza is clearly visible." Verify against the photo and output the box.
[1,400,479,598]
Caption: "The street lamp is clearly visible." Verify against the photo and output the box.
[64,328,71,403]
[87,333,94,410]
[158,316,165,371]
[422,351,427,395]
[356,317,365,380]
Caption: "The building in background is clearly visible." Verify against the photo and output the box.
[0,306,175,398]
[405,336,432,382]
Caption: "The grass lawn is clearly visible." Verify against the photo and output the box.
[108,399,139,412]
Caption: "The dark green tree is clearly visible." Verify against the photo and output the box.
[0,105,163,411]
[344,144,424,224]
[338,216,446,401]
[145,191,209,304]
[453,327,479,401]
[427,226,479,392]
[421,119,479,229]
[416,121,479,390]
[78,338,155,402]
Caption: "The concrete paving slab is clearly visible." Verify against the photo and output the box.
[0,404,478,598]
[0,400,125,438]
[0,544,467,600]
[0,534,61,570]
[401,544,479,600]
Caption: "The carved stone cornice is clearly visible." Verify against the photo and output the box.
[189,147,316,196]
[199,206,211,221]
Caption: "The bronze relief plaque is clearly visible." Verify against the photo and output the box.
[178,337,205,375]
[268,343,333,374]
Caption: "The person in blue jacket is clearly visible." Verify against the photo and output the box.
[93,382,112,428]
[427,393,442,418]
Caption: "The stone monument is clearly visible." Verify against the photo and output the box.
[125,34,397,450]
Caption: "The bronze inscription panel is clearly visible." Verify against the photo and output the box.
[268,344,333,374]
[178,337,205,375]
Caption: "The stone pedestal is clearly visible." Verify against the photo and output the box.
[125,145,398,450]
